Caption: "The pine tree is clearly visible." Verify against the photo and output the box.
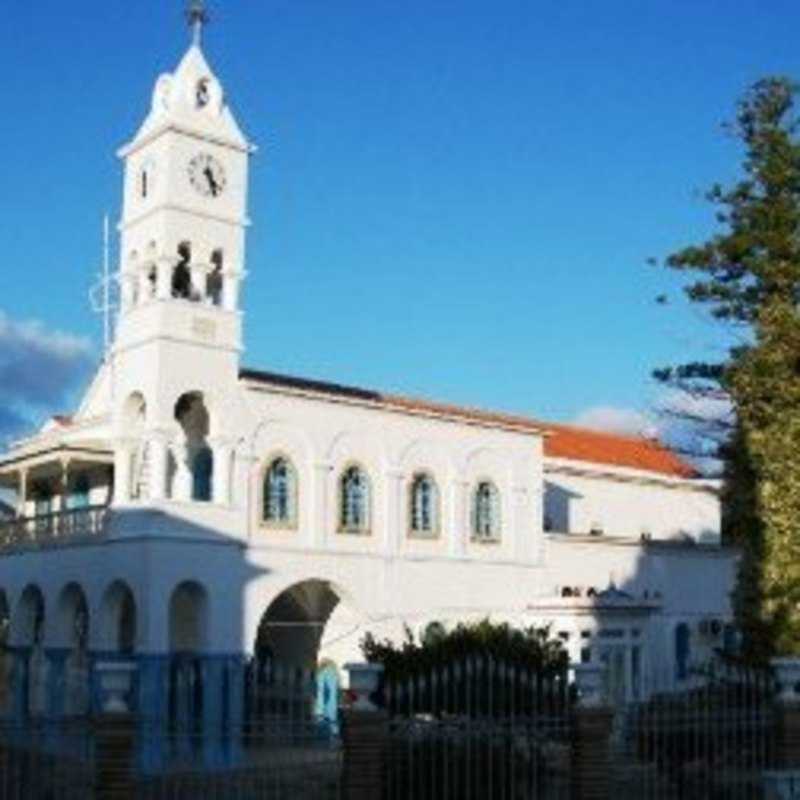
[658,77,800,659]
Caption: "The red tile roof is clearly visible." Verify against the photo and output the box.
[543,423,698,478]
[241,368,698,479]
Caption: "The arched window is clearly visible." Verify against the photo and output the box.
[340,466,370,534]
[409,473,439,538]
[172,242,192,300]
[472,480,501,541]
[263,457,297,527]
[207,249,224,306]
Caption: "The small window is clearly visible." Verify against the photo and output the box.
[409,473,439,538]
[263,457,297,527]
[472,480,500,542]
[172,242,192,300]
[196,79,211,109]
[340,466,370,534]
[207,249,224,306]
[141,169,148,199]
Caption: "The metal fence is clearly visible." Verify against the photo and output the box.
[383,657,573,800]
[611,659,776,800]
[0,718,95,800]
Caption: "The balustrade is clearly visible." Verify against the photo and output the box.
[0,504,109,551]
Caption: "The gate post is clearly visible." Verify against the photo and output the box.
[572,663,614,800]
[93,661,137,800]
[342,663,387,800]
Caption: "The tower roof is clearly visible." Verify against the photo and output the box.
[120,41,251,157]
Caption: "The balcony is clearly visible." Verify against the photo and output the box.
[0,505,109,552]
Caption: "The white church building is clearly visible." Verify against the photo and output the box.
[0,10,736,721]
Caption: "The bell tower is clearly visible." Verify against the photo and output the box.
[111,4,255,506]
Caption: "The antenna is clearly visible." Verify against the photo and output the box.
[89,214,119,362]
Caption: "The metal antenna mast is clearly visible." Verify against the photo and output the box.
[186,0,209,46]
[89,214,118,362]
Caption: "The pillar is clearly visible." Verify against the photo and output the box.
[222,270,241,311]
[449,479,469,557]
[342,663,387,800]
[113,442,132,504]
[571,663,614,800]
[384,470,404,555]
[190,263,208,302]
[773,658,800,768]
[155,256,173,300]
[16,469,27,518]
[210,439,233,506]
[312,462,332,549]
[147,434,169,501]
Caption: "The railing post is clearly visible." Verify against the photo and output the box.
[572,663,614,800]
[342,663,387,800]
[93,661,137,800]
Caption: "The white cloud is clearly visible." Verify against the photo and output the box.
[572,405,658,437]
[0,312,94,445]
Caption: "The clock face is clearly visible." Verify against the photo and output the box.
[188,153,227,198]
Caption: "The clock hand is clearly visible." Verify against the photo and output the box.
[204,166,219,196]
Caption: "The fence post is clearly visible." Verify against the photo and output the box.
[93,661,137,800]
[572,663,614,800]
[342,663,387,800]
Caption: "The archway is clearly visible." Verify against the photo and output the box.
[99,581,137,654]
[173,393,213,502]
[168,581,208,727]
[57,583,90,715]
[255,580,343,670]
[13,585,45,716]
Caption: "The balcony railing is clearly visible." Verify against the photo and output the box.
[0,505,109,552]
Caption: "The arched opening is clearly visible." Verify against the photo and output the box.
[255,580,342,670]
[169,581,208,653]
[13,585,44,648]
[57,583,90,715]
[100,581,137,655]
[172,241,192,300]
[168,581,208,729]
[14,585,46,717]
[174,392,213,502]
[207,249,224,306]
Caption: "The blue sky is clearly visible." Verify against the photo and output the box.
[2,0,799,443]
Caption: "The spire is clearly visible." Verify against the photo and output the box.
[186,0,209,47]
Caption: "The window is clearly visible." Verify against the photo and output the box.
[409,473,438,538]
[172,242,192,300]
[340,466,370,534]
[263,457,297,527]
[472,480,500,541]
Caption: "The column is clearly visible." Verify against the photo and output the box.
[449,479,469,557]
[155,256,173,300]
[225,655,246,765]
[312,462,332,549]
[169,441,191,502]
[384,470,404,555]
[571,663,614,800]
[202,656,226,767]
[148,434,170,502]
[190,262,209,302]
[222,270,242,311]
[46,648,70,718]
[210,439,233,506]
[113,441,133,504]
[16,469,27,517]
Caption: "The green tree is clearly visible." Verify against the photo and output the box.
[656,77,800,659]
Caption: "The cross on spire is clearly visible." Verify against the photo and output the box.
[186,0,209,46]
